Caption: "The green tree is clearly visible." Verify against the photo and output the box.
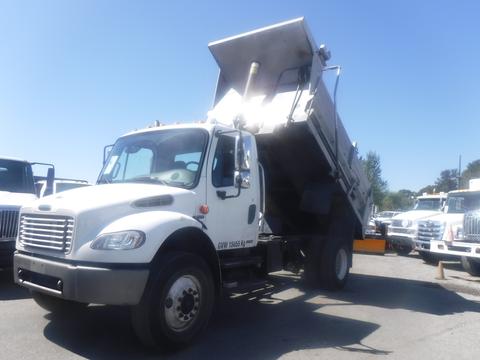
[434,169,458,192]
[417,185,436,195]
[461,159,480,188]
[362,151,388,207]
[382,189,415,211]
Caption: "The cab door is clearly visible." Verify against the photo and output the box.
[204,130,259,251]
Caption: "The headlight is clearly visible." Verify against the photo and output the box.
[91,230,145,250]
[401,219,412,228]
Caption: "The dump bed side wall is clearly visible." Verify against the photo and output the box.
[307,81,372,232]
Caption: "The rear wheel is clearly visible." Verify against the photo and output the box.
[31,290,88,314]
[131,252,214,350]
[305,201,354,290]
[461,256,480,276]
[419,251,440,265]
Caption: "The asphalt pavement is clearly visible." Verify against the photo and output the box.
[1,252,479,360]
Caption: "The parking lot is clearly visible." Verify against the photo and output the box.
[1,252,479,360]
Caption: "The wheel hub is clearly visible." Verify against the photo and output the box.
[163,275,201,332]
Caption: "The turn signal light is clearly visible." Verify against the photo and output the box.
[199,205,209,214]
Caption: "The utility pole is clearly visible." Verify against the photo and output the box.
[457,155,462,189]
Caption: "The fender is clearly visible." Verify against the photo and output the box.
[74,210,203,264]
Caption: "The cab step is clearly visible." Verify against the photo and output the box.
[220,255,262,270]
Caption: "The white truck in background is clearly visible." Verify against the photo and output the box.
[387,193,447,255]
[13,18,372,349]
[415,186,480,264]
[35,178,90,197]
[430,179,480,275]
[0,157,54,267]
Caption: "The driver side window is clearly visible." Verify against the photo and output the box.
[212,136,235,187]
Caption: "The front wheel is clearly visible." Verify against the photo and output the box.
[392,243,413,256]
[461,256,480,276]
[419,251,440,265]
[131,252,214,350]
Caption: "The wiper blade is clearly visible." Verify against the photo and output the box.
[127,176,169,185]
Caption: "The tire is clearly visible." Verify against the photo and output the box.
[393,243,412,256]
[31,290,88,314]
[131,252,214,350]
[461,256,480,276]
[419,251,440,265]
[305,212,354,290]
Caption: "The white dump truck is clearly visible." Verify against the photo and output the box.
[13,18,372,349]
[0,157,54,267]
[415,186,480,264]
[430,179,480,275]
[387,193,447,255]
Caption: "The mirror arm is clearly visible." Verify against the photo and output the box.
[216,177,242,200]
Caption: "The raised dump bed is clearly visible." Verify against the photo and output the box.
[209,18,372,238]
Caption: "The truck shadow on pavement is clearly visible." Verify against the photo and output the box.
[41,272,480,360]
[0,269,30,300]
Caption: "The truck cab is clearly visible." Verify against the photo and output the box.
[0,157,54,267]
[415,189,480,264]
[430,179,480,275]
[387,193,446,255]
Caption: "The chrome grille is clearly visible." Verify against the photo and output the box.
[0,207,20,240]
[464,211,480,243]
[19,214,74,252]
[417,220,444,241]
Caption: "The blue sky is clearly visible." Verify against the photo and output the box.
[1,0,479,191]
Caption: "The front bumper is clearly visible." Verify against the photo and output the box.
[430,240,480,259]
[414,239,431,251]
[0,240,15,267]
[14,252,149,305]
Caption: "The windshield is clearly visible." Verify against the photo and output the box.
[413,198,444,211]
[0,159,36,194]
[98,128,208,189]
[446,192,480,214]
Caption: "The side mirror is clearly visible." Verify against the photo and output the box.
[234,135,251,171]
[234,134,251,189]
[44,166,55,196]
[103,145,113,165]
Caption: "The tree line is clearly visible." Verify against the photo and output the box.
[362,152,480,211]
